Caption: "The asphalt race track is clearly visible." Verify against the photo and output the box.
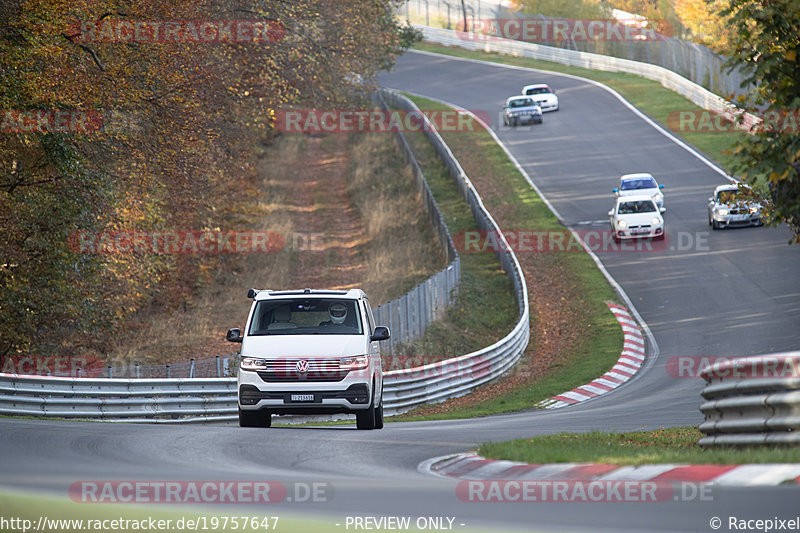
[1,50,799,533]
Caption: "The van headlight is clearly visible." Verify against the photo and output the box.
[617,220,627,228]
[340,355,369,370]
[652,217,662,225]
[241,358,268,371]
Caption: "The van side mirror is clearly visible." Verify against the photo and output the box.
[226,328,243,343]
[371,326,390,342]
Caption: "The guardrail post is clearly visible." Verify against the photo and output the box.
[136,364,140,379]
[166,364,170,379]
[107,366,112,379]
[190,358,195,378]
[216,356,221,377]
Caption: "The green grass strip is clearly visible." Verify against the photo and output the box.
[479,427,800,465]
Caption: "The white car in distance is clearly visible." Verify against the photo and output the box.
[613,173,665,211]
[521,84,559,112]
[608,195,666,241]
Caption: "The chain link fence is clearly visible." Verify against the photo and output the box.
[399,0,751,98]
[371,92,461,354]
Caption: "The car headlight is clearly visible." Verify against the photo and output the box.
[653,193,663,202]
[717,208,729,216]
[652,217,662,225]
[340,355,369,370]
[617,220,627,228]
[749,206,759,214]
[240,357,268,371]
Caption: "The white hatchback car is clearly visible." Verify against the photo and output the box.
[608,195,666,241]
[521,84,559,112]
[613,173,665,210]
[228,288,389,430]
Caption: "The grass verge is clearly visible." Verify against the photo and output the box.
[385,113,519,364]
[0,490,333,533]
[412,41,745,172]
[479,427,800,465]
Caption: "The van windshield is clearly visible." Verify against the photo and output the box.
[248,298,363,336]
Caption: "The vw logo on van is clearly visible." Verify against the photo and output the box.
[296,359,309,373]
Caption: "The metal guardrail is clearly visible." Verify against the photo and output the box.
[0,375,237,422]
[416,25,760,132]
[698,351,800,446]
[0,90,530,423]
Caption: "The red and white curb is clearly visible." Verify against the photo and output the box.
[537,302,645,409]
[419,453,800,486]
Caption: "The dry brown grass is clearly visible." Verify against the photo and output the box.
[346,133,446,303]
[105,131,446,366]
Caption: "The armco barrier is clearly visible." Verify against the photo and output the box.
[0,90,530,423]
[698,351,800,446]
[0,375,238,423]
[416,25,760,131]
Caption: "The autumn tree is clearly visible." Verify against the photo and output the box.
[607,0,683,38]
[0,0,417,360]
[673,0,736,52]
[721,0,800,242]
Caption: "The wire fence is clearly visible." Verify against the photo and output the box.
[371,91,461,354]
[399,0,751,98]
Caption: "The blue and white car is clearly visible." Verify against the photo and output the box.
[503,96,542,126]
[614,173,665,211]
[521,84,559,112]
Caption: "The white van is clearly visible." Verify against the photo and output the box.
[227,288,389,429]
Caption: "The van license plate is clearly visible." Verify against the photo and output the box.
[290,394,314,402]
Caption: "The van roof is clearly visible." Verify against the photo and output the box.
[251,288,365,301]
